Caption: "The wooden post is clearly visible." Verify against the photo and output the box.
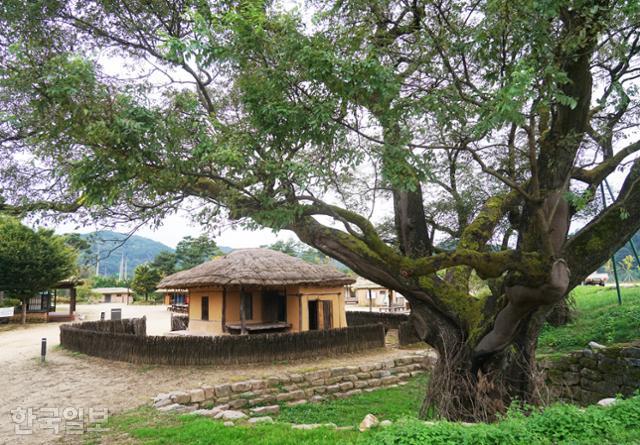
[368,289,373,312]
[70,287,77,314]
[240,287,247,335]
[221,286,227,333]
[298,294,303,331]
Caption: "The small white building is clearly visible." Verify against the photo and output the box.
[92,287,133,304]
[350,277,407,309]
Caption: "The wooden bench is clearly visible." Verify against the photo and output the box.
[225,321,291,335]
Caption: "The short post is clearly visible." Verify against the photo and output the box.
[239,288,247,335]
[40,338,46,363]
[100,311,105,321]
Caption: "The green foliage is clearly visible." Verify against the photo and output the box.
[363,396,640,445]
[92,275,129,288]
[539,285,640,354]
[265,239,329,264]
[0,216,77,300]
[151,251,178,277]
[175,235,222,270]
[131,264,161,301]
[0,297,20,308]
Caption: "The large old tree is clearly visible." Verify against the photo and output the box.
[2,0,640,420]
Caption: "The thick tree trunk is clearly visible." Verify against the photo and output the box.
[420,320,544,422]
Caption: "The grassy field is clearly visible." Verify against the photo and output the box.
[538,285,640,355]
[277,374,427,426]
[86,392,640,445]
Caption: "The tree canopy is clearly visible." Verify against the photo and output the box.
[175,235,222,270]
[1,0,640,420]
[131,263,161,300]
[0,216,77,322]
[151,250,178,277]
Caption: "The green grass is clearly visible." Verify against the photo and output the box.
[88,394,640,445]
[538,285,640,355]
[277,374,428,426]
[85,406,358,445]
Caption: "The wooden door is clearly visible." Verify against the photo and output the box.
[322,300,333,330]
[308,300,318,330]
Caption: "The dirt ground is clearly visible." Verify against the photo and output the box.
[0,304,429,445]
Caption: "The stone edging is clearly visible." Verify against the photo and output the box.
[153,351,436,415]
[542,342,640,405]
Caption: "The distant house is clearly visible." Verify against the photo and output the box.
[158,248,355,335]
[157,288,189,312]
[4,278,83,323]
[92,287,133,304]
[351,277,407,310]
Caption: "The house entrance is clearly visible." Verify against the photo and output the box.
[308,300,318,330]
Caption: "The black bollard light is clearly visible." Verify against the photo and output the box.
[100,311,105,321]
[41,338,46,363]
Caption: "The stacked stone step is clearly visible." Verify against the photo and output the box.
[153,353,435,412]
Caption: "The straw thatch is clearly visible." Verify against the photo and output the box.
[158,248,355,289]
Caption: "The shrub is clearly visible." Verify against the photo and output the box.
[362,395,640,445]
[0,297,21,308]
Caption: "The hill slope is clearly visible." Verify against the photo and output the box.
[78,231,174,277]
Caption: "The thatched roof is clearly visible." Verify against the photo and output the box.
[158,248,355,288]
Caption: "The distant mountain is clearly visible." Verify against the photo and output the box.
[74,231,235,277]
[77,231,174,277]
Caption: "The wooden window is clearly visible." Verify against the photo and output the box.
[202,296,209,321]
[242,291,253,320]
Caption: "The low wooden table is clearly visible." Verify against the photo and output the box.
[225,321,291,335]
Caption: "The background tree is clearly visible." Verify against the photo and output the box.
[265,239,331,265]
[92,275,129,288]
[0,217,77,323]
[1,0,640,420]
[130,264,161,301]
[175,235,222,270]
[151,251,177,277]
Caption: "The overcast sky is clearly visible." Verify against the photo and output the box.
[51,211,295,249]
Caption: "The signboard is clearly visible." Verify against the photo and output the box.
[0,307,15,318]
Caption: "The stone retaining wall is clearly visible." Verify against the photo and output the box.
[153,352,435,413]
[542,342,640,405]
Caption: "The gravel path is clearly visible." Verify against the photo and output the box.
[0,304,428,445]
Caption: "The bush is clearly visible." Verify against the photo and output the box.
[0,297,21,308]
[362,395,640,445]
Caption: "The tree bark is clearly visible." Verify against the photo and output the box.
[21,297,27,324]
[419,308,547,422]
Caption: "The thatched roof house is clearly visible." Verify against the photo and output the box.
[159,248,354,288]
[159,248,354,335]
